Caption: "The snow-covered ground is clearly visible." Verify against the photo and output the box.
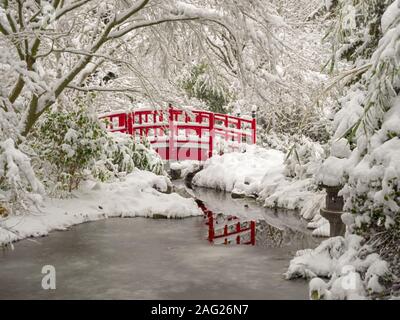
[0,169,202,246]
[188,145,329,236]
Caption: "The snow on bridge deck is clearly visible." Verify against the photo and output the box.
[99,106,256,161]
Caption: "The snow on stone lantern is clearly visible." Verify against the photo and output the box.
[320,185,346,237]
[318,138,351,237]
[251,105,257,119]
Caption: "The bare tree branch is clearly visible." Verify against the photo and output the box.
[67,85,142,93]
[54,0,93,21]
[107,16,200,39]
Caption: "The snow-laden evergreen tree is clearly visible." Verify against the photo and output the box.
[324,0,393,71]
[316,0,400,295]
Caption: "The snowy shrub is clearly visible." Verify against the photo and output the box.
[260,132,292,152]
[0,139,44,214]
[284,136,326,180]
[30,106,165,194]
[30,107,108,193]
[257,104,331,143]
[257,132,327,221]
[130,138,164,176]
[0,93,44,214]
[93,133,164,181]
[260,131,328,182]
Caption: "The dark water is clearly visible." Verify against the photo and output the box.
[188,185,320,250]
[0,185,318,300]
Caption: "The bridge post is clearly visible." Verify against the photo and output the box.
[168,105,175,161]
[237,119,242,144]
[251,118,257,144]
[208,113,214,159]
[250,221,256,245]
[127,112,133,135]
[236,222,241,244]
[224,225,228,245]
[208,215,214,243]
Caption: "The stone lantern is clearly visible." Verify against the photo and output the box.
[320,185,346,237]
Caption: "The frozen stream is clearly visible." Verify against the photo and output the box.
[0,184,320,299]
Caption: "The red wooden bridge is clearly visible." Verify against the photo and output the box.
[99,105,256,161]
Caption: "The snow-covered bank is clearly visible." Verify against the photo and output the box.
[0,169,202,246]
[191,145,328,235]
[285,235,391,300]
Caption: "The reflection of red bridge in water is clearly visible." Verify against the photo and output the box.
[99,105,256,161]
[196,199,256,246]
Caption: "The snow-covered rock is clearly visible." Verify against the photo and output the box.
[193,145,285,194]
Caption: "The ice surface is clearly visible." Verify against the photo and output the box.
[0,217,310,299]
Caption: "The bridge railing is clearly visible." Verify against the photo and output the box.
[99,105,256,161]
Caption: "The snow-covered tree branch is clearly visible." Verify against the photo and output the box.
[0,0,286,140]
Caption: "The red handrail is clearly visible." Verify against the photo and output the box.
[99,105,256,161]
